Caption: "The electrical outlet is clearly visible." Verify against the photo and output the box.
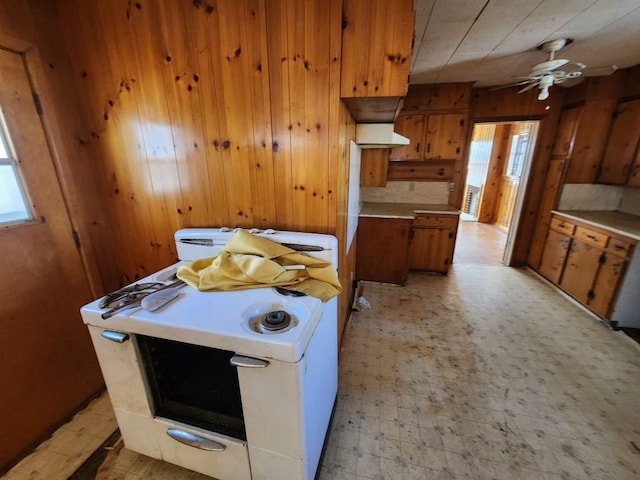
[447,182,455,192]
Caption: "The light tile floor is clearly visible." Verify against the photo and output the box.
[3,265,640,480]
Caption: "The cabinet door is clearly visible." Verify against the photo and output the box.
[538,230,571,285]
[565,100,616,183]
[390,114,426,161]
[589,253,627,318]
[551,107,580,157]
[425,113,466,160]
[408,228,455,273]
[356,217,411,284]
[627,143,640,187]
[559,239,601,305]
[598,99,640,185]
[360,149,389,187]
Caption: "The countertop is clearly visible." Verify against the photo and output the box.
[553,210,640,241]
[359,202,460,219]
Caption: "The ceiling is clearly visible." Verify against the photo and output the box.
[411,0,640,87]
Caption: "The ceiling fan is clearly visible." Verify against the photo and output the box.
[497,38,617,100]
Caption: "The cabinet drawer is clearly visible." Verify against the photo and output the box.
[549,216,575,235]
[607,237,633,257]
[575,226,608,248]
[413,215,458,229]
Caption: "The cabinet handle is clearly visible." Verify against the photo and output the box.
[416,142,420,153]
[101,331,130,343]
[166,429,226,452]
[586,234,596,240]
[612,244,624,250]
[426,143,430,153]
[230,355,269,368]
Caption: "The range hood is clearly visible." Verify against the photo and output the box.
[355,123,410,149]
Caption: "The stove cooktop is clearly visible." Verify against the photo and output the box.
[81,263,325,363]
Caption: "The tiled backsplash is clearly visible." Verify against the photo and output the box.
[558,184,624,211]
[360,181,449,204]
[619,187,640,216]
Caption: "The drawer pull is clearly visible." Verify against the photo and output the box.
[612,244,625,250]
[166,429,226,452]
[586,234,597,240]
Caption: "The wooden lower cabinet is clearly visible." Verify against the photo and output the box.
[356,217,412,285]
[409,228,455,273]
[559,239,602,305]
[589,253,627,317]
[538,230,571,284]
[536,213,636,324]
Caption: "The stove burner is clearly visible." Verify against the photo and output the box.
[260,310,291,331]
[274,287,306,297]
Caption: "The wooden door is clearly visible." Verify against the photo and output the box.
[589,252,627,318]
[538,230,571,284]
[0,49,102,467]
[425,113,466,160]
[409,228,454,273]
[551,106,580,157]
[598,99,640,184]
[495,176,519,231]
[559,239,601,305]
[356,217,411,284]
[390,114,425,161]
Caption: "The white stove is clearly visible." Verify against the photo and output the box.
[81,228,339,480]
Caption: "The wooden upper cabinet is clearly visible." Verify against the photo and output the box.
[390,114,425,160]
[425,113,466,161]
[598,99,640,185]
[360,149,390,187]
[341,0,414,98]
[552,107,580,157]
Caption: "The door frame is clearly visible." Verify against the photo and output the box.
[461,117,542,266]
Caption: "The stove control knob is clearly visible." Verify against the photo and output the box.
[220,227,231,232]
[249,228,261,234]
[264,229,275,234]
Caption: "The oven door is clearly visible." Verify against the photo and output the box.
[136,334,247,441]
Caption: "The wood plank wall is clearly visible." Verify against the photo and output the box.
[56,0,353,289]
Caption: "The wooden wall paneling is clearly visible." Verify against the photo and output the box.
[564,100,616,184]
[58,0,152,285]
[527,157,567,268]
[360,149,390,187]
[155,2,214,228]
[402,83,472,112]
[108,0,188,276]
[477,124,510,224]
[551,106,580,157]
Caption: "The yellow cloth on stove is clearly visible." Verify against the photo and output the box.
[176,230,342,302]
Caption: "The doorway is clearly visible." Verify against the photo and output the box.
[454,120,539,266]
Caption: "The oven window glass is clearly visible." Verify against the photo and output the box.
[137,335,246,440]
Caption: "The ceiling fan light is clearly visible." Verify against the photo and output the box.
[538,87,550,101]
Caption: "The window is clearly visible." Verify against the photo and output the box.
[0,108,32,225]
[506,132,528,177]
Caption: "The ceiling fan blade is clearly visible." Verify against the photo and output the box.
[518,82,538,94]
[489,80,534,91]
[583,65,618,77]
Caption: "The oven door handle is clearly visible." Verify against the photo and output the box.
[166,428,226,452]
[229,355,269,368]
